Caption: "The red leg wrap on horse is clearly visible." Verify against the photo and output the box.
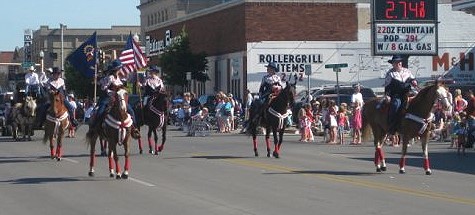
[90,153,95,168]
[115,161,121,174]
[148,138,154,147]
[125,157,130,171]
[252,138,257,150]
[374,150,381,165]
[277,143,282,151]
[50,147,55,157]
[56,146,62,158]
[399,157,406,168]
[158,144,164,152]
[377,148,384,160]
[423,158,430,170]
[108,156,113,170]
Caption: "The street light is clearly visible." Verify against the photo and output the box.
[60,23,65,71]
[39,50,44,73]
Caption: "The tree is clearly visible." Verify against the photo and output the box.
[159,29,209,87]
[64,63,95,99]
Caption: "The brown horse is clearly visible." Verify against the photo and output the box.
[362,81,450,175]
[42,92,69,161]
[86,88,133,179]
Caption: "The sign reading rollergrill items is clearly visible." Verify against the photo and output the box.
[374,23,437,55]
[371,0,438,56]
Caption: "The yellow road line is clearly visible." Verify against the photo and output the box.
[221,158,475,206]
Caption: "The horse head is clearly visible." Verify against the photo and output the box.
[23,96,37,117]
[110,88,129,120]
[150,90,169,112]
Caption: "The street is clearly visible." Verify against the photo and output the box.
[0,125,474,215]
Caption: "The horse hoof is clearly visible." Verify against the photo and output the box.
[381,166,387,172]
[399,169,406,174]
[376,168,381,173]
[88,171,95,177]
[425,170,432,175]
[273,151,279,158]
[110,173,115,178]
[139,149,143,154]
[116,174,122,179]
[154,151,159,156]
[254,149,259,157]
[266,152,271,158]
[149,149,154,154]
[56,157,62,161]
[121,173,129,179]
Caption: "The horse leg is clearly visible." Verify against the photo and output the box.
[147,128,154,154]
[399,138,409,174]
[420,136,432,175]
[88,134,97,176]
[137,129,143,154]
[122,141,130,179]
[55,138,62,161]
[252,134,258,157]
[158,126,167,154]
[272,129,280,158]
[154,129,160,155]
[108,147,115,178]
[113,146,121,179]
[49,137,56,159]
[265,130,272,158]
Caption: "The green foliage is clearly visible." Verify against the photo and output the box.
[64,63,95,99]
[158,28,209,87]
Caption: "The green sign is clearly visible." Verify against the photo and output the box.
[324,63,348,69]
[21,62,34,68]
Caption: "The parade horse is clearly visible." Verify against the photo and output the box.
[362,80,451,175]
[247,79,296,158]
[42,92,69,161]
[10,96,37,141]
[135,91,169,156]
[86,88,133,179]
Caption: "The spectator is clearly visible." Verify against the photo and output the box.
[338,104,349,145]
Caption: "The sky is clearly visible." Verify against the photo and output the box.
[0,0,141,51]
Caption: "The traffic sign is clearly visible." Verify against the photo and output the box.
[21,62,34,68]
[304,64,312,75]
[324,63,348,69]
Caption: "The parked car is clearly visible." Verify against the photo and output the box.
[311,85,377,102]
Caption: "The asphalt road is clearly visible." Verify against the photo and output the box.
[0,125,474,215]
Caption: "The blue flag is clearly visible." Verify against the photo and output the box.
[66,32,97,78]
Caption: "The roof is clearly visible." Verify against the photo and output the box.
[0,52,14,63]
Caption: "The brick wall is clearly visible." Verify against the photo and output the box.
[146,2,358,58]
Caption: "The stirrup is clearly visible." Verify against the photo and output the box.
[131,127,141,139]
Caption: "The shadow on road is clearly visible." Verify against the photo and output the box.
[0,176,98,184]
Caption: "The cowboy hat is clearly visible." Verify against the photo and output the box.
[265,62,278,72]
[52,67,62,74]
[148,65,160,73]
[28,66,36,71]
[388,55,404,64]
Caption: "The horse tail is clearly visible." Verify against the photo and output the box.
[361,105,372,142]
[85,127,98,148]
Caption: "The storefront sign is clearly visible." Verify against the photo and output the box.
[373,23,437,55]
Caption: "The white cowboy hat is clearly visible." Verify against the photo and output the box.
[28,66,36,71]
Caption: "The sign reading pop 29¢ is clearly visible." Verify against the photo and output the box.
[374,22,437,55]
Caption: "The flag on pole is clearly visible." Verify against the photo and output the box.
[118,33,147,78]
[66,32,97,78]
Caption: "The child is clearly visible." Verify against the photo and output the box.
[337,104,349,145]
[298,104,312,142]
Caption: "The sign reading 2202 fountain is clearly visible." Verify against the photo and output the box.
[371,0,438,56]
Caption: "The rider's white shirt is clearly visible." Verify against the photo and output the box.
[48,77,65,90]
[384,68,415,87]
[25,72,40,85]
[261,74,282,86]
[143,75,164,90]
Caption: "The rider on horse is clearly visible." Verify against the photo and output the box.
[141,65,164,108]
[383,55,418,134]
[251,62,283,123]
[44,67,79,127]
[24,66,41,99]
[92,59,140,139]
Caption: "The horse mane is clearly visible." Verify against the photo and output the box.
[407,84,437,109]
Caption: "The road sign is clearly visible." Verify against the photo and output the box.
[304,64,312,75]
[324,63,348,69]
[21,62,34,68]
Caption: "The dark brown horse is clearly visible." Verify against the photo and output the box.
[362,81,450,175]
[135,91,168,156]
[43,92,69,161]
[86,88,133,179]
[247,81,296,158]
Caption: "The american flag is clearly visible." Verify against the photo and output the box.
[118,33,147,77]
